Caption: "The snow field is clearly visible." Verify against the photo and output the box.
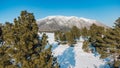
[39,33,106,68]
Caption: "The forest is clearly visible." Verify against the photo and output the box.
[0,11,59,68]
[54,17,120,68]
[0,10,120,68]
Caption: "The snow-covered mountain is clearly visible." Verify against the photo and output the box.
[37,16,107,32]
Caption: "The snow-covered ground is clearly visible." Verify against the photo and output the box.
[74,42,105,68]
[39,33,107,68]
[38,32,55,44]
[46,33,55,44]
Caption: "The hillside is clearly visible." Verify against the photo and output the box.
[37,16,108,32]
[39,33,110,68]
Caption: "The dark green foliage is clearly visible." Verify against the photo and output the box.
[114,17,120,28]
[59,32,66,42]
[65,31,75,45]
[71,26,80,39]
[65,26,80,45]
[54,31,66,42]
[82,41,89,52]
[54,26,80,45]
[89,24,105,42]
[0,11,59,68]
[0,25,3,44]
[41,33,48,48]
[81,27,89,37]
[81,18,120,67]
[54,31,60,41]
[95,19,120,67]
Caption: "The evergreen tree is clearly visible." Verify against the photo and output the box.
[82,24,105,53]
[82,41,89,52]
[54,31,60,41]
[89,18,120,67]
[112,17,120,67]
[81,27,89,37]
[71,26,80,39]
[0,24,3,44]
[0,11,59,68]
[89,24,105,43]
[54,31,66,44]
[65,31,75,45]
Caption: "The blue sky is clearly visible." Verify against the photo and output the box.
[0,0,120,27]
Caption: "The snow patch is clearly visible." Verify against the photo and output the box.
[74,42,105,68]
[46,33,55,44]
[38,33,55,45]
[52,44,69,57]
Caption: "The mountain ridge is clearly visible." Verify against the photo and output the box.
[37,16,108,32]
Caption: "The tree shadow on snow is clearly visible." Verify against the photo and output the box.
[57,46,75,68]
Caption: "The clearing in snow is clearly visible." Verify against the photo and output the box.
[40,33,107,68]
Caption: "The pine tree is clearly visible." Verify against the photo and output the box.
[0,22,15,68]
[71,26,80,39]
[0,11,59,68]
[113,17,120,67]
[82,40,89,52]
[54,31,60,41]
[65,31,75,45]
[0,25,3,44]
[54,31,66,44]
[81,27,89,37]
[90,18,120,67]
[82,24,105,53]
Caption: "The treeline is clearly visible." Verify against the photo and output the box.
[0,11,59,68]
[54,24,101,45]
[55,17,120,67]
[82,18,120,67]
[54,26,80,45]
